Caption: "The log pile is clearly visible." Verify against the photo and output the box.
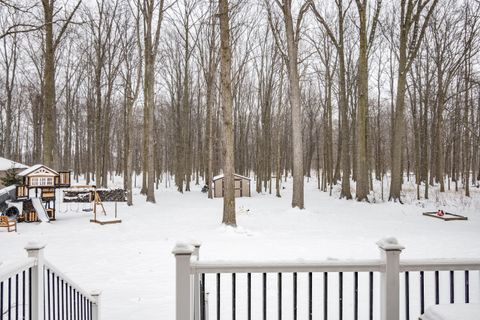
[63,188,126,202]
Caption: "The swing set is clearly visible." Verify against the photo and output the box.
[62,185,123,225]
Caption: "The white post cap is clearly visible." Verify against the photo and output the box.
[191,240,202,248]
[377,237,405,251]
[25,242,46,251]
[90,290,102,297]
[172,242,195,255]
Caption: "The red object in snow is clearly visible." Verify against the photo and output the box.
[437,210,445,216]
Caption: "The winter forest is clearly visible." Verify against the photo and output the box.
[2,1,480,319]
[1,0,480,217]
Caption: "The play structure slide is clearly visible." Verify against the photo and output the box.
[31,197,50,222]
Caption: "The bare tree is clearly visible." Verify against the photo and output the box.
[139,0,166,203]
[218,0,235,226]
[266,0,309,208]
[389,0,439,202]
[354,0,381,201]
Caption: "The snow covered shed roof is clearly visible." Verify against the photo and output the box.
[17,164,59,177]
[212,173,251,181]
[0,157,29,171]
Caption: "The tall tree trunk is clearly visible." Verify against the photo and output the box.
[219,0,236,226]
[282,0,306,208]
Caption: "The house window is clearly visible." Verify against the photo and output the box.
[30,177,54,186]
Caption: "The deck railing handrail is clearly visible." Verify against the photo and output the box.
[399,258,480,272]
[44,259,97,302]
[0,242,101,320]
[174,238,480,320]
[0,257,36,283]
[190,258,385,273]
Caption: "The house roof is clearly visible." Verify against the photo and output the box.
[0,157,29,171]
[212,173,251,181]
[17,164,59,177]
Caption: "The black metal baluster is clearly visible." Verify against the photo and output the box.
[52,274,55,320]
[324,272,328,320]
[278,273,282,320]
[354,272,358,320]
[61,280,64,320]
[232,274,236,320]
[216,274,220,320]
[434,271,439,304]
[200,274,205,320]
[263,273,267,320]
[405,272,410,320]
[22,271,26,320]
[420,271,425,314]
[464,270,469,303]
[57,276,60,320]
[369,272,373,320]
[66,286,69,320]
[1,281,4,320]
[29,268,32,320]
[293,273,297,320]
[0,282,3,320]
[15,274,19,320]
[69,286,72,320]
[293,272,297,320]
[449,271,454,303]
[247,273,251,320]
[47,270,51,320]
[8,277,11,320]
[308,272,312,320]
[43,269,46,320]
[339,272,343,320]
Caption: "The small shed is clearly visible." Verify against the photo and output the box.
[0,157,29,188]
[212,173,251,198]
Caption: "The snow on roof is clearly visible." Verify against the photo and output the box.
[0,157,29,171]
[212,173,251,181]
[0,185,16,196]
[17,164,59,177]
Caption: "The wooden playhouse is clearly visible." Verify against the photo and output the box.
[212,174,251,198]
[15,164,71,221]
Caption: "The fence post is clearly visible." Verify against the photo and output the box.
[25,242,46,320]
[173,243,194,320]
[192,242,201,320]
[91,290,102,320]
[377,237,404,320]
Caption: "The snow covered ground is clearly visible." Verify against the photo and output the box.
[1,177,479,319]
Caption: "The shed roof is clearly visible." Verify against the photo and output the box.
[17,164,59,177]
[212,173,251,181]
[0,157,29,171]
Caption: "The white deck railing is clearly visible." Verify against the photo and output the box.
[0,242,101,320]
[173,238,480,320]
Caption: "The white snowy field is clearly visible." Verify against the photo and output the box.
[1,177,480,319]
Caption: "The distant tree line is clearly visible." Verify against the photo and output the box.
[0,0,479,216]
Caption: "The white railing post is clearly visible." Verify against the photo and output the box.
[91,290,102,320]
[173,243,194,320]
[377,237,404,320]
[192,242,201,320]
[25,242,46,320]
